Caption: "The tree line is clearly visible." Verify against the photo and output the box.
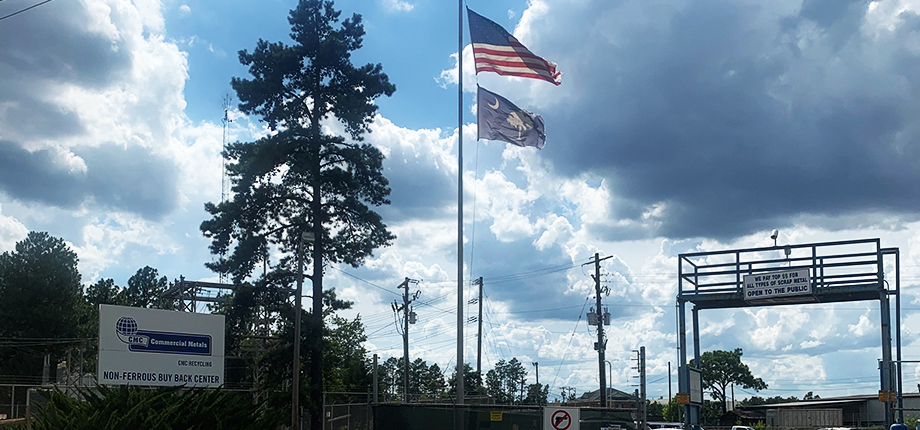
[0,231,181,384]
[0,230,552,406]
[375,357,548,405]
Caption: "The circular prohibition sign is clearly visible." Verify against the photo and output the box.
[550,410,572,430]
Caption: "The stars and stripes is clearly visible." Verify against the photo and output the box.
[467,8,562,86]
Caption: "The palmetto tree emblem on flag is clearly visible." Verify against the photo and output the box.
[477,86,545,149]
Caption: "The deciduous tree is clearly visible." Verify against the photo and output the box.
[691,348,767,413]
[662,397,682,422]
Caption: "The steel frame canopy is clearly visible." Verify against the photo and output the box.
[675,238,903,428]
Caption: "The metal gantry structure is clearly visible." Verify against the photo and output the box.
[675,238,903,427]
[162,276,237,312]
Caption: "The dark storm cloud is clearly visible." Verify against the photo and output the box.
[526,0,920,240]
[378,143,456,222]
[0,0,132,90]
[465,233,646,321]
[78,145,179,218]
[0,0,178,219]
[0,96,85,139]
[0,142,84,207]
[0,142,178,219]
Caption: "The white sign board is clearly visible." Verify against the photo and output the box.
[743,269,811,301]
[689,367,703,404]
[98,304,225,387]
[544,407,580,430]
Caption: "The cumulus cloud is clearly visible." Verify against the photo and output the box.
[0,203,28,253]
[0,0,192,220]
[72,211,184,282]
[848,314,875,336]
[763,354,826,385]
[440,0,920,242]
[436,45,476,92]
[382,0,414,13]
[0,0,230,284]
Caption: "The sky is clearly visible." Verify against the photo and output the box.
[1,0,920,404]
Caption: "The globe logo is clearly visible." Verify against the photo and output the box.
[116,316,138,336]
[114,316,149,347]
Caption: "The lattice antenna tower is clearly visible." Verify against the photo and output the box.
[219,95,233,284]
[221,95,232,204]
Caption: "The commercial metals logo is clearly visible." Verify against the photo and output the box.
[115,315,212,356]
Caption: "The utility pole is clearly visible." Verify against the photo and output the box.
[731,383,735,411]
[561,386,576,404]
[393,277,419,402]
[373,354,379,404]
[588,252,613,407]
[668,361,672,404]
[533,362,540,405]
[639,346,647,430]
[475,277,483,378]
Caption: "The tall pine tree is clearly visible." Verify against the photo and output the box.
[200,1,394,428]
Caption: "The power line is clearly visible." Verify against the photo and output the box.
[485,260,588,284]
[548,294,592,394]
[329,266,402,297]
[0,0,54,21]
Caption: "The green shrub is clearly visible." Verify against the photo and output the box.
[30,385,284,430]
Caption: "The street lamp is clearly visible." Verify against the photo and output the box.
[293,231,315,430]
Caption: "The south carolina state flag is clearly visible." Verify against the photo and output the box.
[477,86,546,149]
[468,8,562,85]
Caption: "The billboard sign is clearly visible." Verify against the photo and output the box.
[98,304,225,387]
[743,269,811,302]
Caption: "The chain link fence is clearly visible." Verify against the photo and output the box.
[0,385,35,420]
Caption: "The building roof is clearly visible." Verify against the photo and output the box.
[721,409,765,420]
[579,387,639,402]
[742,393,920,409]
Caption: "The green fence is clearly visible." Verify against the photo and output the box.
[372,404,636,430]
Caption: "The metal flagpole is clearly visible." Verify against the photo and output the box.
[456,0,465,407]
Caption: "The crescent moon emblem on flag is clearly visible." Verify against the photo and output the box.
[488,97,499,109]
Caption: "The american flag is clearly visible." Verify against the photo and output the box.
[467,8,562,86]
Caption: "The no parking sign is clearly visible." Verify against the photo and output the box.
[544,407,580,430]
